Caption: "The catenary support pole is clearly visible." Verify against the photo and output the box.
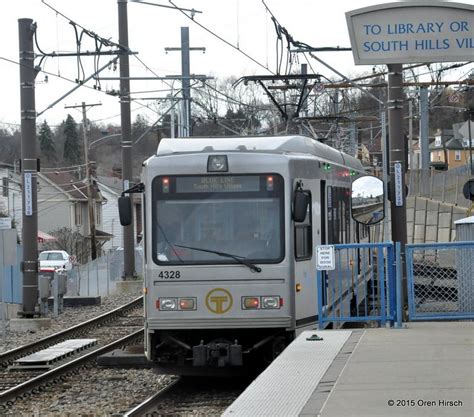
[165,27,205,137]
[387,63,407,307]
[18,18,39,317]
[118,0,135,279]
[181,27,191,137]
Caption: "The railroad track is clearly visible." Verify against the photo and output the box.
[0,297,144,408]
[124,376,249,416]
[0,296,143,367]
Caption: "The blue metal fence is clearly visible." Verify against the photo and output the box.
[406,241,474,321]
[317,242,399,328]
[1,245,22,304]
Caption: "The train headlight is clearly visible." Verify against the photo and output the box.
[160,298,178,310]
[242,297,260,309]
[262,296,280,309]
[179,298,196,310]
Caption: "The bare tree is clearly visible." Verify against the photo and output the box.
[44,227,89,264]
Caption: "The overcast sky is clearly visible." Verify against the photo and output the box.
[0,0,470,129]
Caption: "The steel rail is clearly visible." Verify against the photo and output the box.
[0,296,143,366]
[0,329,143,406]
[123,378,182,417]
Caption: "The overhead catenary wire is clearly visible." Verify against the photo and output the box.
[167,0,274,75]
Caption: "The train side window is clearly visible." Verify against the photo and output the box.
[295,191,312,260]
[327,186,350,244]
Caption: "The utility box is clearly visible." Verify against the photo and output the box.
[38,269,54,315]
[38,274,52,300]
[38,268,68,315]
[454,216,474,314]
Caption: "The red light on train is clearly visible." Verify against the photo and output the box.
[163,177,170,193]
[266,176,274,191]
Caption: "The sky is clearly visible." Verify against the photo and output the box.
[0,0,471,130]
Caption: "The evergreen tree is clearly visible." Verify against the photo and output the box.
[63,114,81,165]
[132,114,148,140]
[38,120,57,163]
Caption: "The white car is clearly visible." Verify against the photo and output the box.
[39,250,73,271]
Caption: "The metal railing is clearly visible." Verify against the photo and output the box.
[317,242,399,328]
[406,241,474,320]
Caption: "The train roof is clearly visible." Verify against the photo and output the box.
[156,135,363,171]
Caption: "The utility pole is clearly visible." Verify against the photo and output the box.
[419,86,429,170]
[65,102,101,260]
[118,0,135,279]
[18,18,39,318]
[165,27,205,137]
[387,64,407,306]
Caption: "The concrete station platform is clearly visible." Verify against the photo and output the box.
[224,322,473,417]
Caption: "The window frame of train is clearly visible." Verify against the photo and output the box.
[327,186,351,244]
[151,173,285,267]
[295,189,312,261]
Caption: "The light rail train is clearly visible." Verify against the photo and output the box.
[119,135,381,375]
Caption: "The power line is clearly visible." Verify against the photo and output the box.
[168,0,273,75]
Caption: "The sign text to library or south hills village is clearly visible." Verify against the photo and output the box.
[346,1,474,65]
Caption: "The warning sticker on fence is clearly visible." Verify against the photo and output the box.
[316,245,335,271]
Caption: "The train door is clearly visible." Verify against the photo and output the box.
[294,179,320,329]
[320,180,326,245]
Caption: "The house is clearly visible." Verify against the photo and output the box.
[96,175,123,251]
[96,175,142,252]
[430,128,473,171]
[0,162,22,234]
[38,170,112,258]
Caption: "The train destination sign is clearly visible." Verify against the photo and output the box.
[346,2,474,64]
[176,176,261,193]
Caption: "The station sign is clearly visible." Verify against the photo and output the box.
[316,245,335,271]
[346,2,474,64]
[24,172,33,216]
[394,162,403,207]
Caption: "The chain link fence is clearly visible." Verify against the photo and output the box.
[67,248,143,297]
[407,242,474,320]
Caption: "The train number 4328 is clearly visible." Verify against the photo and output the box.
[158,271,181,279]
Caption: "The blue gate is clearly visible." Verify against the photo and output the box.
[406,241,474,321]
[317,242,400,328]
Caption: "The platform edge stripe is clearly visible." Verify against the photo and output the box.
[223,330,352,417]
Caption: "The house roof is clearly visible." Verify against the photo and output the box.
[41,171,100,201]
[97,175,122,195]
[429,137,469,150]
[444,137,466,150]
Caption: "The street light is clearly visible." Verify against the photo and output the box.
[88,133,122,150]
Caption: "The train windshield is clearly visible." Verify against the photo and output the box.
[152,174,284,266]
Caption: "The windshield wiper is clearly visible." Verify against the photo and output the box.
[175,244,262,273]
